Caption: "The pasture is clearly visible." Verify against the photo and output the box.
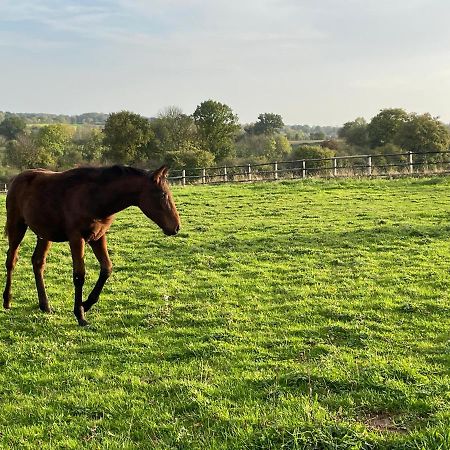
[0,177,450,449]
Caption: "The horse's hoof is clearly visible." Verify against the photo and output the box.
[3,305,11,310]
[39,305,52,314]
[78,319,89,327]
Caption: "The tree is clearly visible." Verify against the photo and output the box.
[320,139,340,151]
[103,111,153,164]
[149,106,197,159]
[338,117,369,147]
[247,113,284,135]
[80,128,106,162]
[235,134,274,162]
[394,113,450,161]
[5,132,53,169]
[193,100,240,161]
[271,135,292,160]
[367,108,408,148]
[165,142,215,170]
[36,124,75,161]
[0,116,26,140]
[370,143,406,170]
[291,145,335,170]
[310,130,326,140]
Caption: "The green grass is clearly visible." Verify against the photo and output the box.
[1,177,450,449]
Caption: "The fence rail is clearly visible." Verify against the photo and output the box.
[168,150,450,186]
[0,151,448,193]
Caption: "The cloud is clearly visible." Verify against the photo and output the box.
[1,0,450,123]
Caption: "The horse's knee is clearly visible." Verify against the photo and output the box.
[5,251,18,271]
[31,255,45,272]
[73,271,85,287]
[101,263,112,279]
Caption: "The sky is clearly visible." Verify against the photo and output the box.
[1,0,450,126]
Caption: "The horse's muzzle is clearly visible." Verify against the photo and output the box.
[164,224,180,236]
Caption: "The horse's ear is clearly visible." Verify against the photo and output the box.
[150,165,169,184]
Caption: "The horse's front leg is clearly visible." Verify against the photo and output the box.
[32,238,52,313]
[83,235,112,313]
[69,236,87,326]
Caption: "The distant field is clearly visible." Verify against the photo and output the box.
[0,177,449,449]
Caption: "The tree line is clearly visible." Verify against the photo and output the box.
[0,102,449,180]
[0,101,295,173]
[0,111,108,125]
[335,109,450,164]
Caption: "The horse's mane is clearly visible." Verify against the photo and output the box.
[62,165,149,184]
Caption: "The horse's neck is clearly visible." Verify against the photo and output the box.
[95,176,143,217]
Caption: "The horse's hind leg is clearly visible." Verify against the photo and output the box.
[83,235,112,313]
[3,221,28,309]
[32,238,52,313]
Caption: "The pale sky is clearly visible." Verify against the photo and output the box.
[1,0,450,125]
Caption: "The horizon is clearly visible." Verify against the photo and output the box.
[1,1,450,125]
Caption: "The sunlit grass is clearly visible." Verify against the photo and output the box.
[1,176,450,449]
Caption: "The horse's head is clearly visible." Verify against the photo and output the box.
[139,166,181,236]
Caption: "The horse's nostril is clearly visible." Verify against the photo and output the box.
[175,224,180,234]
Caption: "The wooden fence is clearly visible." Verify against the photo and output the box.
[168,150,450,186]
[0,150,448,192]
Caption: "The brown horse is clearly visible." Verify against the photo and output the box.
[3,165,180,326]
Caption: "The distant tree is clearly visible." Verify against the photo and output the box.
[271,135,292,160]
[165,142,215,170]
[5,132,53,169]
[246,113,284,136]
[235,134,274,162]
[367,108,408,148]
[234,133,291,162]
[291,145,335,170]
[149,106,197,158]
[103,111,153,164]
[292,145,335,160]
[0,116,26,140]
[338,117,369,147]
[310,131,326,140]
[79,128,106,162]
[36,124,75,161]
[193,100,240,161]
[394,113,450,161]
[371,143,406,169]
[320,139,340,151]
[57,147,84,169]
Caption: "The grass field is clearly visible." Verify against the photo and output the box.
[0,177,450,449]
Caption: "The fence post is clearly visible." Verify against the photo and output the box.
[332,158,337,177]
[223,166,228,183]
[274,162,278,180]
[367,156,372,176]
[248,164,252,182]
[409,151,414,174]
[202,168,206,184]
[182,169,186,186]
[302,160,306,178]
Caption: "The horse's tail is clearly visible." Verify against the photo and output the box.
[3,178,13,239]
[4,199,9,239]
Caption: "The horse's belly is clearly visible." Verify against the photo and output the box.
[28,224,68,242]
